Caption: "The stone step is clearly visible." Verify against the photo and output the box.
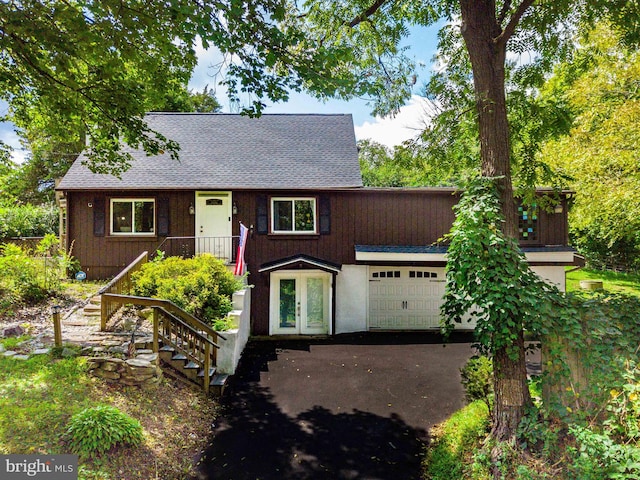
[83,304,101,316]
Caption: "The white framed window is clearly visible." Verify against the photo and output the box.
[110,198,155,235]
[271,197,317,234]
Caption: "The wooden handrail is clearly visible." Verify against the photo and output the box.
[154,307,219,349]
[99,251,149,330]
[153,306,219,395]
[101,293,227,342]
[99,251,149,295]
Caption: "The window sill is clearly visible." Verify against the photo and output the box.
[267,233,320,240]
[107,235,158,241]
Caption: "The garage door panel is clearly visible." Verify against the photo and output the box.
[369,267,452,330]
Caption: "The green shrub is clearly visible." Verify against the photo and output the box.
[461,356,494,414]
[0,243,44,312]
[0,204,58,239]
[569,425,640,480]
[65,406,143,458]
[0,236,72,312]
[131,254,242,325]
[543,292,640,420]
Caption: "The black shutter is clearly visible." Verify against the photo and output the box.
[319,195,330,234]
[157,197,170,236]
[256,195,268,234]
[93,197,105,237]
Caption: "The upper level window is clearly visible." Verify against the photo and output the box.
[111,199,155,235]
[271,198,317,234]
[518,203,538,241]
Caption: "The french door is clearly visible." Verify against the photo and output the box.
[269,271,331,335]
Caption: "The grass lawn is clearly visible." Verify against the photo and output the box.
[566,267,640,297]
[0,343,216,479]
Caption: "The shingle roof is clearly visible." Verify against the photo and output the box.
[57,113,363,190]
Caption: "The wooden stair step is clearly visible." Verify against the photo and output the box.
[159,345,175,352]
[89,296,102,305]
[210,373,229,396]
[171,353,187,361]
[197,367,216,378]
[212,373,229,386]
[182,361,201,381]
[84,304,101,312]
[160,366,201,389]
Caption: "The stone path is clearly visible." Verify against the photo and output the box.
[1,303,153,360]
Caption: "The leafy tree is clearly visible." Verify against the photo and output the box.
[540,24,640,271]
[294,0,637,445]
[358,138,473,187]
[0,0,373,176]
[4,85,223,205]
[187,86,223,113]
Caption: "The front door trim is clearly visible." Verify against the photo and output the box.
[195,191,232,258]
[269,269,333,335]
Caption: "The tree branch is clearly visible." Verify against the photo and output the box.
[497,0,512,26]
[348,0,389,28]
[495,0,535,46]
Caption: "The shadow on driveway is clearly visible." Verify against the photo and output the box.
[194,332,477,480]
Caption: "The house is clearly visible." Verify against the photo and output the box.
[56,113,577,336]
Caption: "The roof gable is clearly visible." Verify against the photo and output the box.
[58,113,362,190]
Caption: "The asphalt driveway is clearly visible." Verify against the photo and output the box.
[194,332,478,480]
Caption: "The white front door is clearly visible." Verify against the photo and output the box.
[195,191,232,260]
[270,271,331,335]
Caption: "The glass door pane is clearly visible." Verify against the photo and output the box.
[279,278,297,329]
[305,277,325,328]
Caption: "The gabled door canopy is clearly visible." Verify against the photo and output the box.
[258,254,341,274]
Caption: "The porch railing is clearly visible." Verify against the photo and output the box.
[153,236,239,263]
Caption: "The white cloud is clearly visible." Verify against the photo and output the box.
[0,119,27,164]
[354,96,433,148]
[189,42,226,93]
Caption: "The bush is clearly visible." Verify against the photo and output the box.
[0,243,45,312]
[65,406,143,459]
[131,254,242,326]
[0,204,58,239]
[0,236,75,313]
[461,356,494,414]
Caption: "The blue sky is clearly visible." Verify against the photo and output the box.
[0,23,441,163]
[190,23,441,147]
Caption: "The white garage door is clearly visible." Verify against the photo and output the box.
[369,267,446,330]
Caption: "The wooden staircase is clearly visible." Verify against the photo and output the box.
[100,292,230,396]
[157,344,229,396]
[96,251,231,395]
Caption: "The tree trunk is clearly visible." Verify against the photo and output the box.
[459,0,532,445]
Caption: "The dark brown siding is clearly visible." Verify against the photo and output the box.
[234,189,570,334]
[239,190,460,334]
[67,191,195,279]
[67,188,570,334]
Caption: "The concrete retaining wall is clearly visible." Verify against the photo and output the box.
[216,287,251,375]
